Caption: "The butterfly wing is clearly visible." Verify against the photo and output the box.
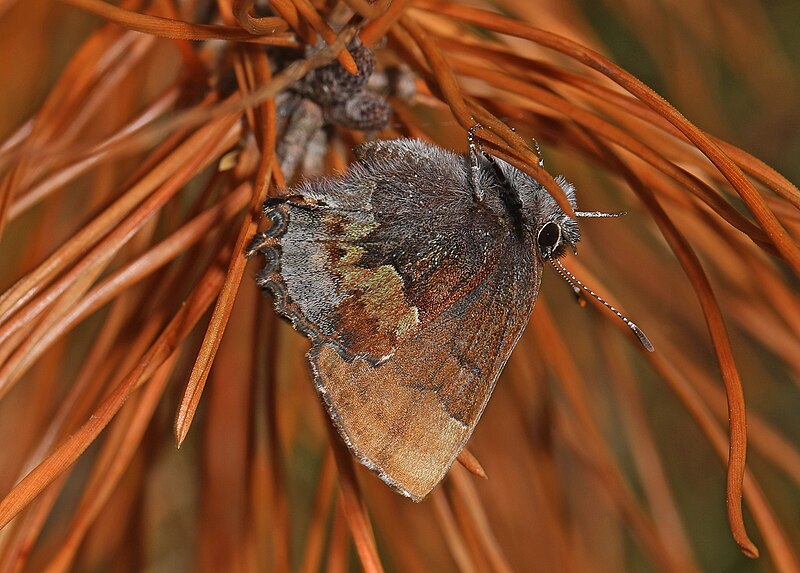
[309,255,540,499]
[256,138,541,498]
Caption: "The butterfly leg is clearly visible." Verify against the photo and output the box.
[468,124,485,202]
[531,136,544,167]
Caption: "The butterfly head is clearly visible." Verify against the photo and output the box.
[499,160,654,351]
[509,171,582,261]
[531,176,582,261]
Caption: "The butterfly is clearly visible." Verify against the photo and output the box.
[249,130,652,500]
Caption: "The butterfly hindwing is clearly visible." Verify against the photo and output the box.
[310,252,539,499]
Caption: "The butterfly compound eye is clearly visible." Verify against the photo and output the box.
[537,221,561,255]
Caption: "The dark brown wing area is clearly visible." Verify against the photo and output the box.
[258,139,514,364]
[308,254,540,500]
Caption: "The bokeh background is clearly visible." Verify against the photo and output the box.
[0,1,798,571]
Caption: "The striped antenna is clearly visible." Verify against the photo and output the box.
[549,257,655,352]
[575,210,626,218]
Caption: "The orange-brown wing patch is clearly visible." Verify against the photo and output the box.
[309,258,540,500]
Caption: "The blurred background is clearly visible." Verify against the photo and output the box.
[0,0,798,571]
